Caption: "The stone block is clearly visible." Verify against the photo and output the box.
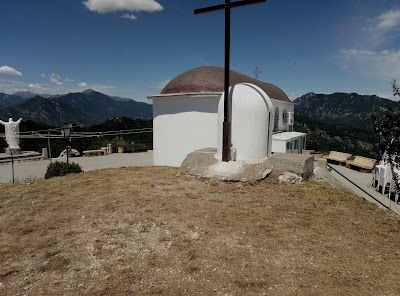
[180,148,218,172]
[317,158,327,168]
[278,172,303,184]
[42,148,48,159]
[265,153,314,179]
[107,144,112,155]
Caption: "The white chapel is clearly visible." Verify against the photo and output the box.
[148,66,306,167]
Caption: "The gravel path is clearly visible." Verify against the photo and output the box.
[0,151,153,183]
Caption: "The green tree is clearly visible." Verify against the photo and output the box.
[366,80,400,196]
[305,130,318,151]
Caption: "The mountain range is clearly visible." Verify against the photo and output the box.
[294,92,400,157]
[0,89,152,126]
[294,92,400,131]
[1,89,399,157]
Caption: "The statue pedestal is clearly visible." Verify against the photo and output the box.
[5,148,22,155]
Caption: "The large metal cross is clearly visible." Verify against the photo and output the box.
[195,0,267,162]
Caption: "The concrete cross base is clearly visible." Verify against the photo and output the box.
[180,148,315,182]
[5,148,21,155]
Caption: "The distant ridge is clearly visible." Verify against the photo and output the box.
[54,89,152,124]
[12,96,96,126]
[293,92,400,157]
[294,92,400,130]
[0,93,26,107]
[0,89,152,126]
[13,91,42,99]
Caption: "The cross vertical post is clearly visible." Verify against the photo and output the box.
[194,0,267,162]
[223,0,231,162]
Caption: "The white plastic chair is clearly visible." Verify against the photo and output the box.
[370,164,387,192]
[388,167,400,202]
[381,164,393,195]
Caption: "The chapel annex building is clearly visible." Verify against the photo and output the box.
[148,66,305,167]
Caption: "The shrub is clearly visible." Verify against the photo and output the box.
[45,161,83,179]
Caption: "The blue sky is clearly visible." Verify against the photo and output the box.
[1,0,400,102]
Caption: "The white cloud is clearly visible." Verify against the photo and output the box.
[0,66,23,77]
[41,73,47,79]
[28,83,45,91]
[360,9,400,49]
[64,78,75,82]
[376,9,400,30]
[159,79,171,89]
[288,92,303,101]
[50,73,63,85]
[339,49,400,80]
[0,77,115,96]
[0,79,28,94]
[90,84,115,92]
[83,0,163,14]
[76,82,114,92]
[121,13,136,20]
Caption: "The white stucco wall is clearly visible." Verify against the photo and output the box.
[271,99,295,132]
[149,89,295,167]
[216,83,274,161]
[271,140,286,153]
[272,132,307,154]
[151,94,220,167]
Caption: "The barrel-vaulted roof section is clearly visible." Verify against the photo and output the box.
[161,66,290,102]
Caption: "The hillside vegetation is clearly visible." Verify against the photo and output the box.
[1,167,400,295]
[294,92,400,157]
[294,92,399,130]
[295,115,377,157]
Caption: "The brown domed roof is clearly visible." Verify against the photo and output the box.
[161,66,290,102]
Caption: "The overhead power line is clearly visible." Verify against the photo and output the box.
[1,127,153,139]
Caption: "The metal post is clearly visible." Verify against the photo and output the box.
[194,0,267,162]
[66,138,69,163]
[47,129,52,163]
[222,0,231,162]
[10,147,14,183]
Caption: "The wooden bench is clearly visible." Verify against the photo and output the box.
[325,151,352,166]
[346,156,376,173]
[83,149,106,157]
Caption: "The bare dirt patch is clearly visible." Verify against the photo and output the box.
[1,166,400,295]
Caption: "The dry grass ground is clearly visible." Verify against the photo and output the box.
[1,166,400,296]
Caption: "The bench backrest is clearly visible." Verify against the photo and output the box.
[328,151,351,161]
[353,156,376,168]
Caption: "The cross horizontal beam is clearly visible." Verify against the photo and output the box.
[194,0,267,162]
[194,0,266,15]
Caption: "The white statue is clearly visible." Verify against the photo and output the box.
[0,118,23,149]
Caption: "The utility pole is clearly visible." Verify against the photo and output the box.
[195,0,267,162]
[253,67,262,80]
